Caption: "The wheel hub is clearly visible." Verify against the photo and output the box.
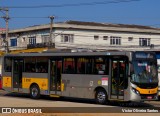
[32,88,38,97]
[97,91,106,102]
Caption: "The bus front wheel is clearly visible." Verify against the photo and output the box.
[30,84,40,99]
[95,89,107,104]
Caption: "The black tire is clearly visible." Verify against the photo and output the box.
[30,84,40,99]
[95,89,107,104]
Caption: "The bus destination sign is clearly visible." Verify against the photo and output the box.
[134,52,154,59]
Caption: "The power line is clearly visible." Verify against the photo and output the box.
[2,16,160,20]
[2,15,160,25]
[10,16,49,19]
[0,0,142,9]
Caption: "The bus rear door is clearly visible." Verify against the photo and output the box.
[110,57,127,100]
[49,59,62,95]
[12,59,23,92]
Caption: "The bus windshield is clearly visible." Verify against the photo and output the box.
[131,60,158,83]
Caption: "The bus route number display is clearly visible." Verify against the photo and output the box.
[134,52,154,59]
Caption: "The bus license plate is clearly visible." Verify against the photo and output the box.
[147,96,152,99]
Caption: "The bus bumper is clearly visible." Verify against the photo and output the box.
[130,89,158,101]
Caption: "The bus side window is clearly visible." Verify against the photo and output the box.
[6,66,12,72]
[26,64,31,72]
[66,65,73,73]
[98,64,105,74]
[63,58,75,74]
[4,58,12,72]
[94,66,98,74]
[38,66,46,73]
[86,63,92,74]
[79,63,85,74]
[77,58,86,74]
[93,57,107,75]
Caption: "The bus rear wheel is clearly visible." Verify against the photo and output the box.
[30,84,40,99]
[95,89,107,104]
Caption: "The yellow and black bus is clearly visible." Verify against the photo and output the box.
[2,51,159,104]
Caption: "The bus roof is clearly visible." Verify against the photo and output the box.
[3,51,131,57]
[3,50,154,58]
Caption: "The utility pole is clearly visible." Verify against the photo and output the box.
[49,16,54,48]
[0,7,9,53]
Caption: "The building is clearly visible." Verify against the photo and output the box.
[0,20,160,52]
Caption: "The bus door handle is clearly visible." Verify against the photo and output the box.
[119,81,124,86]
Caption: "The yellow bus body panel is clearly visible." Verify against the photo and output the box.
[22,77,48,90]
[3,77,12,87]
[136,87,158,94]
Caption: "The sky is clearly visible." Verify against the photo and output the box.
[0,0,160,30]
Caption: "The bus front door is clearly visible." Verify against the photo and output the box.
[50,59,62,95]
[110,58,126,100]
[12,59,23,92]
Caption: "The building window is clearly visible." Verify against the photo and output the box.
[139,38,150,47]
[61,34,74,43]
[94,35,99,40]
[110,36,121,45]
[22,37,26,42]
[103,36,108,40]
[128,37,133,41]
[41,35,49,44]
[29,36,36,45]
[10,38,17,46]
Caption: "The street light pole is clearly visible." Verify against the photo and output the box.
[5,8,9,53]
[0,8,9,53]
[49,16,54,48]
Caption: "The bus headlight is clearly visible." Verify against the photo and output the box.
[132,87,140,95]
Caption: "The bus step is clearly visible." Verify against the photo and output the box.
[50,94,60,98]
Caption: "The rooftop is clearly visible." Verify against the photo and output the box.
[64,20,159,30]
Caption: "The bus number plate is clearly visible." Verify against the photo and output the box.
[147,96,152,99]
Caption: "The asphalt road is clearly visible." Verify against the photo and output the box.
[0,89,160,116]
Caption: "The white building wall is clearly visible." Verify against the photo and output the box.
[54,29,160,50]
[3,23,160,51]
